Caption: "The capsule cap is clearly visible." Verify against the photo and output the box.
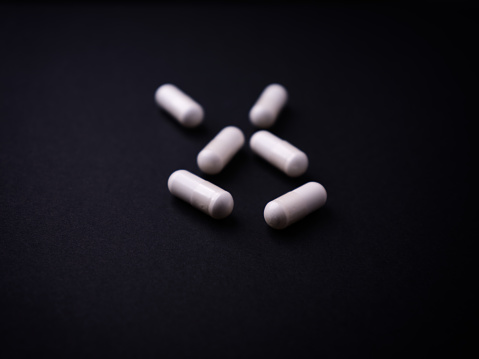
[209,192,234,219]
[197,149,223,175]
[264,201,288,229]
[285,152,309,177]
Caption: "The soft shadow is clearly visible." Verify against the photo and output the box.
[201,149,250,183]
[266,106,294,134]
[156,108,210,138]
[265,206,333,242]
[250,154,318,188]
[170,196,240,231]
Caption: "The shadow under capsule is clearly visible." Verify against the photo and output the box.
[242,106,294,139]
[200,149,250,184]
[264,206,333,242]
[248,152,320,188]
[155,107,210,138]
[264,106,294,134]
[169,195,240,230]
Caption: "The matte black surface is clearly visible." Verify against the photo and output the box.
[0,4,475,358]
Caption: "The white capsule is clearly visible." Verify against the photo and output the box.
[264,182,327,229]
[168,170,234,219]
[250,130,308,177]
[249,84,288,128]
[197,126,245,175]
[155,84,204,128]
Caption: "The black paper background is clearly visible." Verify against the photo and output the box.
[0,3,475,358]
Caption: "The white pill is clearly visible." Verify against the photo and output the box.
[168,170,234,219]
[197,126,245,175]
[250,130,308,177]
[155,84,204,128]
[249,84,288,128]
[264,182,327,229]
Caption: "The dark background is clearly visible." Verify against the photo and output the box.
[0,2,476,358]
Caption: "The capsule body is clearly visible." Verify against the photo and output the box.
[249,84,288,128]
[168,170,233,219]
[155,84,204,128]
[264,182,327,229]
[250,130,308,177]
[197,126,245,175]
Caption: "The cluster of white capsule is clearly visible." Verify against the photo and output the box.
[156,83,327,229]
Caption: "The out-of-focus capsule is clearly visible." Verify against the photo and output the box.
[249,84,288,128]
[197,126,245,175]
[155,84,204,128]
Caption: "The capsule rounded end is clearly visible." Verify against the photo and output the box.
[209,192,234,219]
[249,106,275,128]
[181,106,204,128]
[285,152,308,177]
[249,130,267,150]
[267,83,289,100]
[197,149,223,175]
[167,169,184,193]
[155,83,169,95]
[264,201,288,229]
[223,126,245,144]
[305,182,328,207]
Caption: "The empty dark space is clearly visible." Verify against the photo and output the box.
[0,3,475,358]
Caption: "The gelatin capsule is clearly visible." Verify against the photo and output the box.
[168,170,234,219]
[249,84,288,128]
[197,126,245,175]
[264,182,327,229]
[250,130,308,177]
[155,84,204,128]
